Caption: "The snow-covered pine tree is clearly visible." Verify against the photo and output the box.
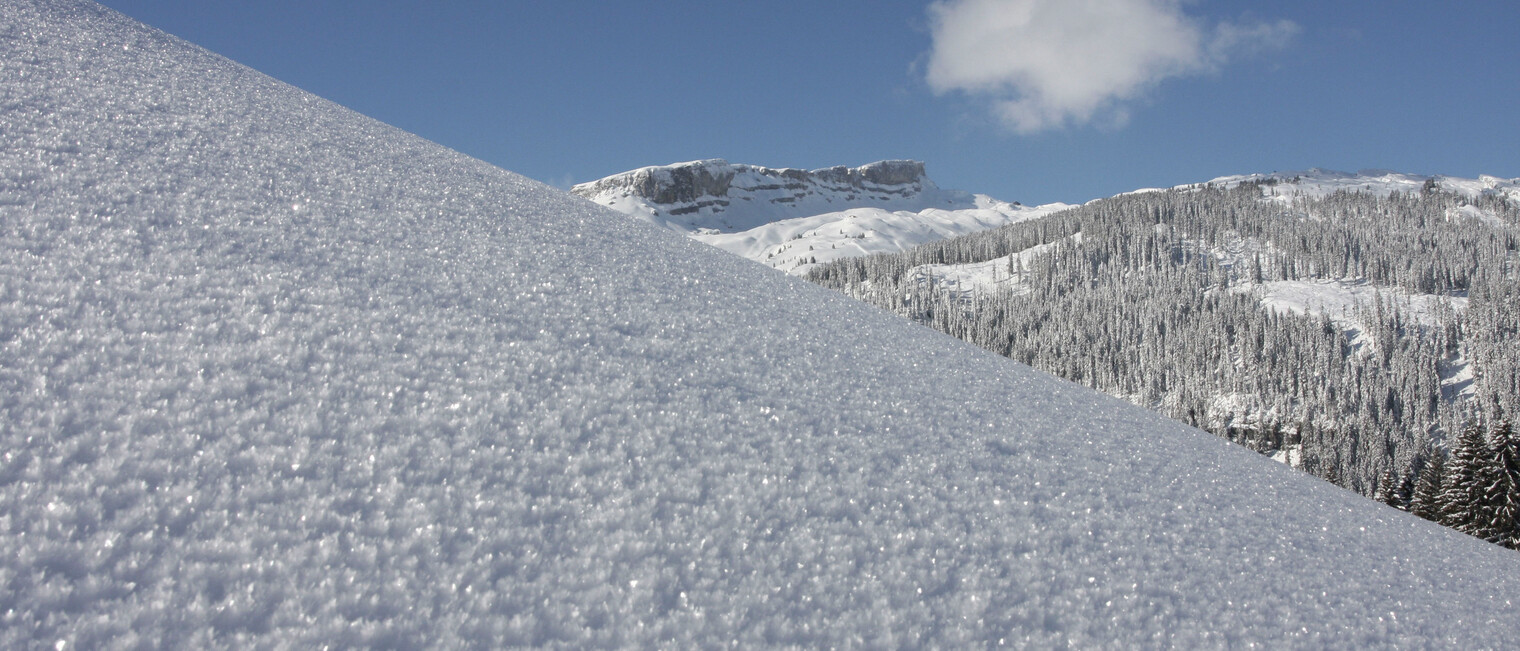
[1409,451,1446,522]
[1392,469,1416,511]
[1439,421,1498,539]
[1484,418,1520,548]
[1373,467,1400,508]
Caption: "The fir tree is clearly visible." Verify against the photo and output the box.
[1373,467,1400,508]
[1409,451,1445,522]
[1439,421,1497,539]
[1392,470,1416,511]
[1484,419,1520,548]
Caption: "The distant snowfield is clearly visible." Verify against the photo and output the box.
[696,200,1069,276]
[6,0,1520,648]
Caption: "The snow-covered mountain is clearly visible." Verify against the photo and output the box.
[575,159,1070,275]
[7,0,1520,647]
[911,245,1483,424]
[572,159,960,231]
[578,163,1520,279]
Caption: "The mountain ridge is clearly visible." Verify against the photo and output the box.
[579,162,1520,278]
[572,158,967,232]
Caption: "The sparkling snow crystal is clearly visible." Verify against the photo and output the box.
[3,1,1520,647]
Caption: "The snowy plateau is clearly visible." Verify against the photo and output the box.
[573,160,1072,277]
[4,1,1520,648]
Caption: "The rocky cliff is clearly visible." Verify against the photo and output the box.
[572,159,971,233]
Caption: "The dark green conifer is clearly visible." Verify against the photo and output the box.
[1409,451,1445,522]
[1439,421,1497,539]
[1484,419,1519,548]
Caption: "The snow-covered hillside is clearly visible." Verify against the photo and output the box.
[1238,279,1478,405]
[6,1,1520,647]
[812,176,1519,509]
[575,159,1070,275]
[581,165,1520,279]
[906,169,1510,428]
[1197,167,1520,204]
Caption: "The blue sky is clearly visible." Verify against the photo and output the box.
[97,0,1518,205]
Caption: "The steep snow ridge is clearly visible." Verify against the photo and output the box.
[576,159,1071,275]
[6,1,1520,647]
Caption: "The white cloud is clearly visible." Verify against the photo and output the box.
[925,0,1298,133]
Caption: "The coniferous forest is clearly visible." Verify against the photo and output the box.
[808,181,1520,547]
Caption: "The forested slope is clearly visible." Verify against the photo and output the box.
[810,181,1520,545]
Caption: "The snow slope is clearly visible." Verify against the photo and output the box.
[1245,280,1466,339]
[907,235,1082,297]
[5,1,1520,647]
[576,159,1070,275]
[693,201,1073,276]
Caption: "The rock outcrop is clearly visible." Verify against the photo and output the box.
[574,159,932,207]
[572,159,961,233]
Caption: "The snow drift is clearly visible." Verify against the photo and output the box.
[3,1,1520,647]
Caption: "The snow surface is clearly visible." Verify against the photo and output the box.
[5,1,1520,647]
[576,159,1071,276]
